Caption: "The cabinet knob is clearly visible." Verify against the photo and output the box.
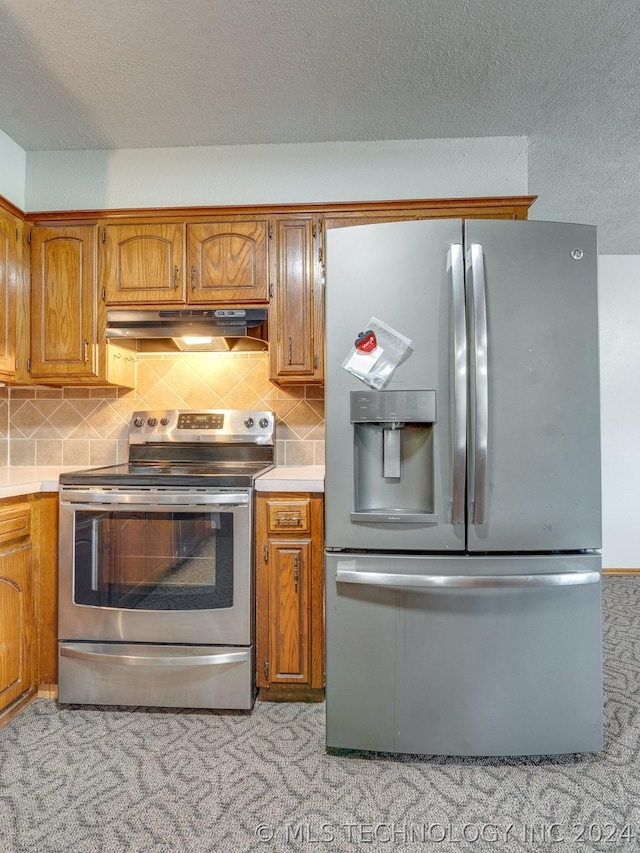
[173,265,180,288]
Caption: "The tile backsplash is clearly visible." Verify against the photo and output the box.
[7,352,324,468]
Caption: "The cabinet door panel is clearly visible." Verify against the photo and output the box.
[270,217,322,383]
[102,224,184,303]
[0,541,32,712]
[0,211,16,380]
[187,221,268,303]
[269,541,310,682]
[30,226,99,379]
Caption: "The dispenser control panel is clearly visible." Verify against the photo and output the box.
[350,390,436,423]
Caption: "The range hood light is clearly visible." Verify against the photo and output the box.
[181,336,214,346]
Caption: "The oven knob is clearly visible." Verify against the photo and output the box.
[160,417,169,426]
[133,417,144,428]
[147,417,158,427]
[244,417,254,429]
[259,417,269,429]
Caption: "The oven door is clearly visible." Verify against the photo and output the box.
[58,486,252,646]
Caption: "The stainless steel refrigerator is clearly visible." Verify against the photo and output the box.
[324,218,602,756]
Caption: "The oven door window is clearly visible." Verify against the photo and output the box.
[73,511,233,610]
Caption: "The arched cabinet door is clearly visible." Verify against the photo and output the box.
[30,225,101,380]
[187,220,269,303]
[101,223,185,303]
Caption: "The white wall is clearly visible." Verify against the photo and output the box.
[26,136,527,210]
[598,256,640,569]
[0,128,26,209]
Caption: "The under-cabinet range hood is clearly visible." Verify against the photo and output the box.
[106,308,268,352]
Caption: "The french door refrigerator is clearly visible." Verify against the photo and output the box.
[324,218,602,756]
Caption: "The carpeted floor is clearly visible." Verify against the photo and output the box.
[1,577,639,853]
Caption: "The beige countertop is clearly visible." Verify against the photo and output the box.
[0,465,325,499]
[255,465,325,493]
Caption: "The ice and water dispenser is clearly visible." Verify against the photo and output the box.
[350,390,437,523]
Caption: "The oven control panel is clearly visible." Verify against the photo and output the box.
[128,409,275,445]
[177,412,225,430]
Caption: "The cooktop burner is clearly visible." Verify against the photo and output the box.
[59,408,275,488]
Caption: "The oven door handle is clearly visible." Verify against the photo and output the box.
[59,491,250,508]
[60,646,250,667]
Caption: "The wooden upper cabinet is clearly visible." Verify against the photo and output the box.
[269,216,323,384]
[30,225,100,380]
[101,223,185,303]
[187,220,269,303]
[0,210,17,381]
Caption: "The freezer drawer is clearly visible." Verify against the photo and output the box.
[325,552,602,756]
[58,642,255,710]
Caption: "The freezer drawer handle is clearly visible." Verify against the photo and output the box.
[350,511,438,524]
[60,646,250,667]
[335,567,600,589]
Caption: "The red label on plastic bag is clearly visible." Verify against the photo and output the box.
[355,330,377,353]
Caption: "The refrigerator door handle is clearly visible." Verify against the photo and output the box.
[335,566,600,589]
[449,242,467,524]
[469,242,489,525]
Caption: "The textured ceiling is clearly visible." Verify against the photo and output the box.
[0,0,638,252]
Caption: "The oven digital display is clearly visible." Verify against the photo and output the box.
[177,413,225,430]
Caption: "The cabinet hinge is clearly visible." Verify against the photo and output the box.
[263,543,269,564]
[26,358,31,373]
[268,224,273,240]
[263,658,270,680]
[102,287,106,301]
[101,228,106,244]
[312,223,317,239]
[15,227,19,240]
[314,353,319,371]
[27,231,31,244]
[269,282,274,300]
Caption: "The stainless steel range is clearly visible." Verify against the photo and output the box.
[58,408,274,710]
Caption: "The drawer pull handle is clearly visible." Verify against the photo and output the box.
[275,513,303,526]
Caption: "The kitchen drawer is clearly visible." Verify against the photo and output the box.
[0,504,30,545]
[266,499,310,534]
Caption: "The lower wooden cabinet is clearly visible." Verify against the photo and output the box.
[0,493,58,727]
[255,492,324,700]
[0,502,35,715]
